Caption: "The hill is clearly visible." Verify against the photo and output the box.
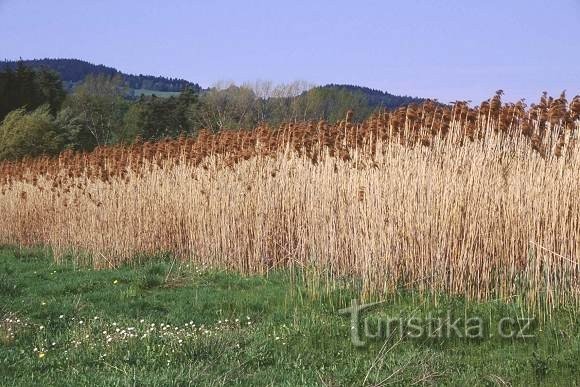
[0,58,425,109]
[0,58,201,95]
[318,84,425,109]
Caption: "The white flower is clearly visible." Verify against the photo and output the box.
[59,315,64,319]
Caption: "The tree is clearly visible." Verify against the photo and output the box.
[119,102,145,143]
[0,59,201,94]
[0,62,65,121]
[36,70,66,115]
[54,107,89,150]
[197,82,258,131]
[295,87,371,123]
[270,81,313,123]
[0,106,64,161]
[121,87,200,142]
[65,73,129,148]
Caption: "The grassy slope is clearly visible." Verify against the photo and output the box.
[0,247,578,386]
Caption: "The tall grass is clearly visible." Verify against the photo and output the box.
[1,93,579,315]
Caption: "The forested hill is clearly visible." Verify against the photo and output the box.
[0,59,424,107]
[0,58,201,93]
[315,84,424,109]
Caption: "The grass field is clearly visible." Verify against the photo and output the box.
[1,246,578,386]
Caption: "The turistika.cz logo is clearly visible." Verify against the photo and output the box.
[338,299,535,347]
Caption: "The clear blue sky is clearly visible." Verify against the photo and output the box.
[1,0,578,103]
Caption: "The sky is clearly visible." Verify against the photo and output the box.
[0,0,579,103]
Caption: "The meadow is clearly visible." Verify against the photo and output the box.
[0,246,578,386]
[0,91,579,384]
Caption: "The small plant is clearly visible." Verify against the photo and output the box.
[0,274,19,296]
[531,351,550,379]
[138,263,168,289]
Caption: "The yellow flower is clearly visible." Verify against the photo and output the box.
[38,352,45,359]
[113,280,118,284]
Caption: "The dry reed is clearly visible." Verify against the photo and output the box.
[1,92,579,316]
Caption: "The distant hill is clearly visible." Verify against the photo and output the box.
[0,58,201,96]
[317,84,425,110]
[0,59,425,109]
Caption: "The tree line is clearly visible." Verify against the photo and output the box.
[0,63,422,161]
[0,59,200,93]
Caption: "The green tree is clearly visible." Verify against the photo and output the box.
[297,87,371,122]
[53,107,89,150]
[0,106,64,160]
[36,70,67,115]
[119,102,145,143]
[0,62,65,121]
[121,87,199,141]
[197,83,258,131]
[65,73,129,148]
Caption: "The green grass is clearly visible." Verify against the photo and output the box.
[0,246,578,386]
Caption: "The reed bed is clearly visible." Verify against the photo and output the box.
[1,92,579,315]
